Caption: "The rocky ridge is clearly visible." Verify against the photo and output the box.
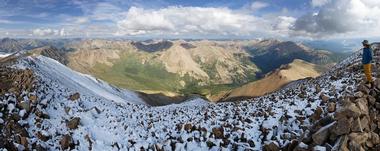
[0,66,38,150]
[0,46,377,150]
[294,49,380,150]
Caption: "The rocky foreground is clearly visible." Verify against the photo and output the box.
[0,49,379,151]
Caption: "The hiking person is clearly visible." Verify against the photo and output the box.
[362,40,373,87]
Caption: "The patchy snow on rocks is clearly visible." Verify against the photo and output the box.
[0,48,378,151]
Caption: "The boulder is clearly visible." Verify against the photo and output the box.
[311,116,335,132]
[335,103,362,119]
[348,133,369,145]
[351,118,363,132]
[374,79,380,89]
[331,135,349,151]
[312,121,336,145]
[263,142,280,151]
[19,101,30,112]
[370,132,380,145]
[360,116,369,132]
[320,94,329,103]
[348,141,365,151]
[294,142,309,151]
[212,127,224,139]
[315,85,322,93]
[20,136,28,148]
[60,134,73,150]
[332,117,352,135]
[36,131,50,142]
[358,84,370,94]
[32,143,46,151]
[29,95,37,103]
[311,107,323,122]
[67,117,80,130]
[354,91,364,98]
[368,96,376,105]
[355,98,368,115]
[327,102,336,113]
[69,93,80,101]
[184,123,192,132]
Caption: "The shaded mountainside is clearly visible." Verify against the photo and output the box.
[0,43,378,150]
[245,41,342,75]
[0,38,73,53]
[213,59,325,102]
[28,46,68,64]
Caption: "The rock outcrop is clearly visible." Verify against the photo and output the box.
[299,80,380,150]
[0,67,41,150]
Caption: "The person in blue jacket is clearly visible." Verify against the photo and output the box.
[362,40,373,86]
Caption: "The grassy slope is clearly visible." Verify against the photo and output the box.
[91,53,182,92]
[89,52,258,97]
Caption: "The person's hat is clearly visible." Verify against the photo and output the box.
[362,40,370,45]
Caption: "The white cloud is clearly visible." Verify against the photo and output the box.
[0,19,13,24]
[91,2,123,21]
[116,6,278,36]
[273,16,296,32]
[4,0,378,39]
[32,28,66,37]
[311,0,331,7]
[73,17,89,24]
[250,1,269,11]
[293,0,380,39]
[60,28,65,36]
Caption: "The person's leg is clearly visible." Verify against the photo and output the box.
[364,64,373,82]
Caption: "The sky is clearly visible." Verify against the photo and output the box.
[0,0,380,40]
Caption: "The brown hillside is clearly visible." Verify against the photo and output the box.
[214,59,324,102]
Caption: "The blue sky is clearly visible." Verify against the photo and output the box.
[0,0,379,39]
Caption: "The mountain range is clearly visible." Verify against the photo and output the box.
[0,38,348,101]
[0,41,378,150]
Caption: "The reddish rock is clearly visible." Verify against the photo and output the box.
[60,134,73,150]
[212,127,224,139]
[184,123,192,132]
[311,107,323,122]
[29,95,37,103]
[320,94,329,103]
[263,142,280,151]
